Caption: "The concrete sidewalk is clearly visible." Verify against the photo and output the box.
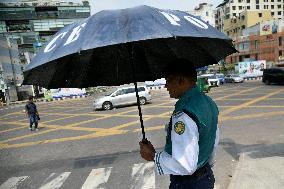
[228,153,284,189]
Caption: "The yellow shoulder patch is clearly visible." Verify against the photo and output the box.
[174,121,185,135]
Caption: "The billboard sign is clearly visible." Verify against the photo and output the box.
[238,60,266,78]
[260,20,279,36]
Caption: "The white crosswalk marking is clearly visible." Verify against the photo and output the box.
[0,176,29,189]
[1,163,159,189]
[39,172,71,189]
[130,162,155,189]
[81,167,112,189]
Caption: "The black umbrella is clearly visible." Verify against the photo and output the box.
[23,5,237,141]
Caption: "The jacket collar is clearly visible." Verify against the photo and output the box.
[175,85,200,110]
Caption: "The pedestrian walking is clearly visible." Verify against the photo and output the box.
[25,96,40,131]
[140,58,219,189]
[0,97,3,107]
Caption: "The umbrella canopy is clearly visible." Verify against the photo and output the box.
[23,5,236,89]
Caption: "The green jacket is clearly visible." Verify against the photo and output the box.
[164,86,218,169]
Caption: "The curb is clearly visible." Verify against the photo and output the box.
[228,153,284,189]
[227,153,245,189]
[0,95,88,108]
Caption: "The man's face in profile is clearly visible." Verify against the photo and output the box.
[165,74,191,99]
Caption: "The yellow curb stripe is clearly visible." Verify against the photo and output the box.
[0,102,171,143]
[0,129,128,149]
[0,121,27,126]
[247,106,284,108]
[220,89,283,116]
[220,111,284,122]
[133,125,164,132]
[39,106,91,110]
[110,111,171,130]
[44,124,109,132]
[0,112,22,119]
[215,87,260,100]
[215,99,254,101]
[41,115,80,124]
[1,128,58,143]
[0,126,27,134]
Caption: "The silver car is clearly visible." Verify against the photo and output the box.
[225,74,244,83]
[93,85,152,110]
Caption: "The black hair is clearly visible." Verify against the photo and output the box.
[28,96,34,101]
[164,58,197,82]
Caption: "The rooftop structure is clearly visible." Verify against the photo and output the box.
[187,3,215,27]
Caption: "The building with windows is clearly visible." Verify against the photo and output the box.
[224,10,272,37]
[216,0,284,32]
[0,0,90,100]
[0,0,90,64]
[0,36,26,102]
[226,19,284,67]
[188,3,215,27]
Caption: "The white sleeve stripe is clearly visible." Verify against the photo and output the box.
[155,153,160,175]
[159,152,164,174]
[155,153,161,175]
[156,152,163,175]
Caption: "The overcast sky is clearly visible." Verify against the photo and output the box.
[88,0,223,14]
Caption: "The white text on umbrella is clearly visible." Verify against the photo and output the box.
[64,23,86,46]
[44,32,67,53]
[184,15,208,29]
[160,11,181,26]
[44,23,86,53]
[159,11,208,29]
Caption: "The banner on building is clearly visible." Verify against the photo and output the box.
[260,20,279,36]
[238,60,266,78]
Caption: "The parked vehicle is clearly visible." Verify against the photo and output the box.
[224,74,244,83]
[262,68,284,85]
[196,77,210,93]
[199,74,220,87]
[216,73,225,84]
[93,85,152,110]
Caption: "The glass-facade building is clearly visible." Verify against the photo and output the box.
[0,1,91,101]
[0,36,23,102]
[0,3,90,56]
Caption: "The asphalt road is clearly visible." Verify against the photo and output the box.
[0,80,284,189]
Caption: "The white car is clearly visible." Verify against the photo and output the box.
[225,74,244,83]
[199,74,220,87]
[93,85,152,110]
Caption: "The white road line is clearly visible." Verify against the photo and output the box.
[0,176,29,189]
[81,167,112,189]
[39,172,71,189]
[130,162,155,189]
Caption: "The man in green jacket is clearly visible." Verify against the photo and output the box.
[140,58,219,189]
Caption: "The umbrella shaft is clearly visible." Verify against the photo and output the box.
[127,43,146,140]
[134,81,145,139]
